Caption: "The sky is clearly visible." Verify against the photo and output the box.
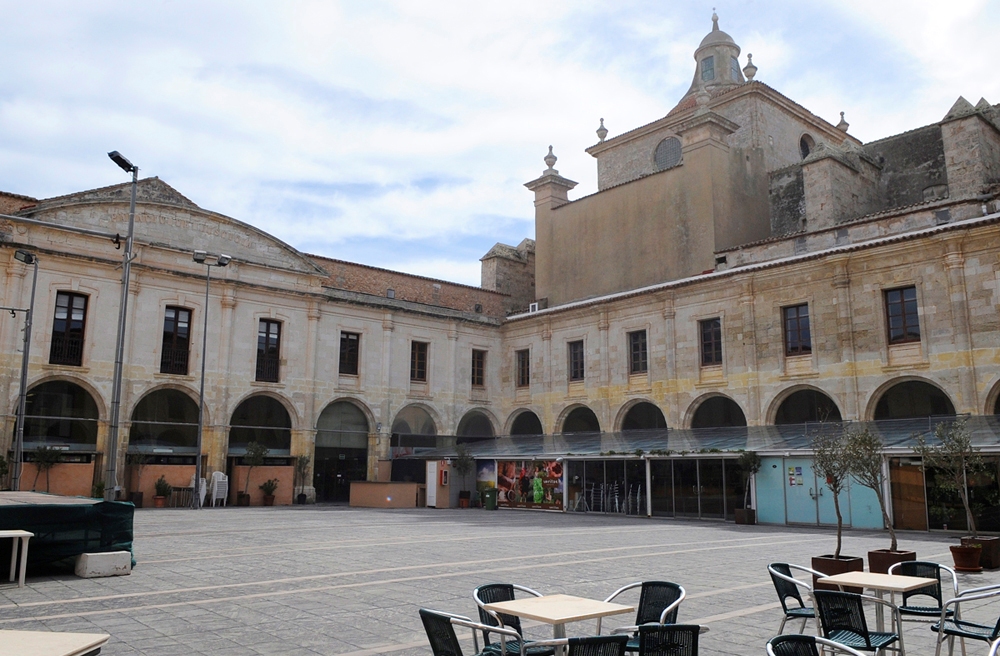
[2,1,999,286]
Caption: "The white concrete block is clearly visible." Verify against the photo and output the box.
[74,551,132,578]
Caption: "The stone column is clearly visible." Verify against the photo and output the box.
[301,301,321,490]
[944,240,979,413]
[211,287,237,472]
[663,296,678,426]
[542,321,552,432]
[832,258,860,420]
[739,280,761,424]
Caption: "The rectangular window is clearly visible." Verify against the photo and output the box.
[471,349,486,387]
[515,349,530,388]
[885,286,920,344]
[730,56,740,81]
[49,292,87,366]
[410,341,428,382]
[701,55,715,81]
[628,330,648,374]
[160,306,191,375]
[700,318,723,366]
[256,319,281,382]
[568,340,585,381]
[339,331,360,375]
[783,304,812,356]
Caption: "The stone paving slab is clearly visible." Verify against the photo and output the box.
[0,506,997,655]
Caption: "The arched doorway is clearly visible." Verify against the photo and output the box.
[690,396,747,429]
[391,405,437,481]
[562,406,600,434]
[873,380,955,420]
[315,400,370,502]
[128,389,199,453]
[228,395,292,454]
[21,380,99,450]
[510,411,543,436]
[621,402,667,431]
[774,389,842,424]
[457,411,494,441]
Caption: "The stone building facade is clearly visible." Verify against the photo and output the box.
[3,16,1000,520]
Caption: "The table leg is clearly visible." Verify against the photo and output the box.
[874,589,884,632]
[8,537,15,583]
[17,537,29,588]
[553,623,567,656]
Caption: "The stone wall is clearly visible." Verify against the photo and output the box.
[480,238,535,314]
[865,124,948,207]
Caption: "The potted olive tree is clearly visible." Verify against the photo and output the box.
[259,478,279,506]
[239,441,268,506]
[453,444,475,508]
[294,455,311,505]
[32,445,61,492]
[735,450,761,525]
[916,418,993,570]
[127,452,149,508]
[153,475,172,508]
[847,428,915,572]
[811,430,864,589]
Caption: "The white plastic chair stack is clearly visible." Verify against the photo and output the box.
[210,471,228,507]
[189,474,208,506]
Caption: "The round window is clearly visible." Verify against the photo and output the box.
[654,137,682,171]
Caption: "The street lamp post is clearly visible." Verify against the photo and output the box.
[192,250,231,509]
[105,150,138,501]
[8,249,38,491]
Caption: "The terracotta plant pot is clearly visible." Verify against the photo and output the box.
[262,494,275,506]
[811,554,865,593]
[129,491,144,509]
[951,544,983,572]
[459,497,470,508]
[734,508,756,525]
[868,549,916,574]
[153,495,166,508]
[237,492,251,506]
[961,537,1000,569]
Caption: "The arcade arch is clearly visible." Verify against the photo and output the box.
[228,394,292,454]
[872,379,955,420]
[509,410,544,436]
[619,401,667,431]
[689,395,747,429]
[20,380,99,450]
[561,406,601,434]
[456,410,495,439]
[314,400,370,502]
[773,388,842,424]
[128,388,200,452]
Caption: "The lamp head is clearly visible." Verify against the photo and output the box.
[13,249,36,265]
[107,151,136,173]
[192,250,207,264]
[216,254,232,267]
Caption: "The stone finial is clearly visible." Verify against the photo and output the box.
[975,97,992,111]
[742,53,757,81]
[596,118,608,142]
[836,111,850,132]
[543,145,558,173]
[944,96,975,121]
[711,10,719,31]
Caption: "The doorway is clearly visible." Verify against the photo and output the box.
[314,447,367,502]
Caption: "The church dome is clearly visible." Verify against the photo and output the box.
[698,14,737,50]
[667,13,746,116]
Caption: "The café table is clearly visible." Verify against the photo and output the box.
[484,593,634,656]
[1,629,110,656]
[817,571,937,631]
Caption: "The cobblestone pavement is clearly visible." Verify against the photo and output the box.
[1,506,998,655]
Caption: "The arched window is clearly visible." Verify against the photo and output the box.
[129,389,199,452]
[690,396,747,429]
[873,381,955,420]
[316,401,369,449]
[228,395,291,454]
[654,137,683,171]
[392,405,436,436]
[800,134,815,160]
[510,411,543,436]
[621,402,667,431]
[457,411,494,439]
[21,380,99,449]
[562,407,600,434]
[774,389,842,424]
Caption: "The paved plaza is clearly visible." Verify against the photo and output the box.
[1,506,999,655]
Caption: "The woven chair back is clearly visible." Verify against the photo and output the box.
[420,609,464,656]
[637,624,699,656]
[636,581,683,625]
[895,561,942,607]
[768,564,806,614]
[568,635,629,656]
[814,591,871,648]
[767,635,820,656]
[475,584,524,642]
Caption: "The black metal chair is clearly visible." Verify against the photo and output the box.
[474,583,555,656]
[887,560,958,624]
[597,581,685,650]
[768,563,821,634]
[420,608,526,656]
[766,634,867,656]
[931,584,1000,656]
[529,635,630,656]
[813,590,902,656]
[635,624,700,656]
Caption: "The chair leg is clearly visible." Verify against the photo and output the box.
[800,616,809,634]
[959,637,966,656]
[947,635,955,656]
[778,616,787,634]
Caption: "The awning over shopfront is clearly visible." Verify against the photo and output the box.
[399,415,1000,459]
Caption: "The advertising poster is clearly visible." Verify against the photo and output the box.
[496,460,563,510]
[476,460,497,498]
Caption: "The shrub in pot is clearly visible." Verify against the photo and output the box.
[127,452,149,508]
[240,440,269,506]
[32,445,61,492]
[259,478,279,506]
[846,428,916,572]
[735,450,761,525]
[453,445,475,509]
[916,418,986,571]
[810,429,863,591]
[153,475,172,508]
[293,454,311,505]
